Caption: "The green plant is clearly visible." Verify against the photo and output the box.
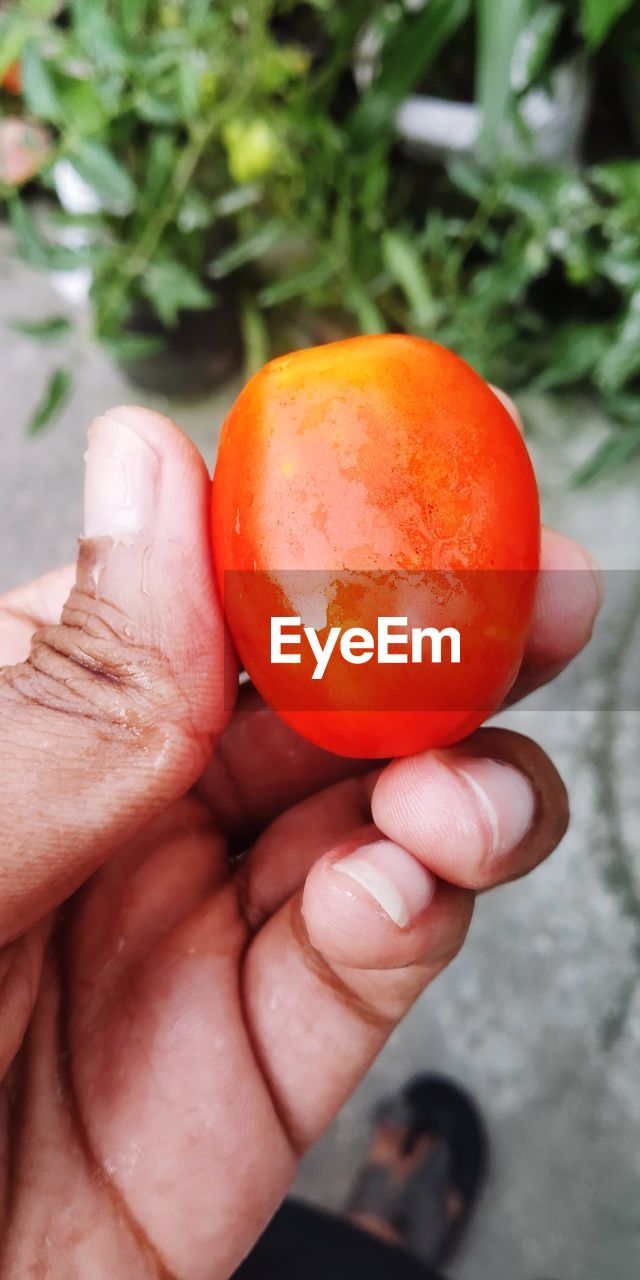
[1,0,639,480]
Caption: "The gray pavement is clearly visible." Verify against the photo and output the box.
[1,232,639,1280]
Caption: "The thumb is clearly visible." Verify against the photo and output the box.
[0,406,234,944]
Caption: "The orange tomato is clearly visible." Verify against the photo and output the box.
[212,335,540,757]
[2,62,22,96]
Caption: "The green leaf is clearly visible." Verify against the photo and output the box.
[102,332,166,362]
[56,78,108,132]
[142,132,174,208]
[8,200,78,270]
[446,157,488,201]
[10,314,72,342]
[531,322,613,392]
[512,4,564,91]
[71,141,136,215]
[141,260,213,328]
[240,297,269,375]
[136,90,181,125]
[344,280,386,334]
[113,0,149,42]
[603,392,640,425]
[573,428,640,486]
[382,231,438,330]
[177,54,206,121]
[591,160,640,205]
[8,200,47,267]
[27,367,73,435]
[23,0,60,16]
[349,0,471,144]
[476,0,528,164]
[177,189,213,233]
[69,0,126,68]
[212,186,262,217]
[0,12,32,82]
[580,0,635,47]
[257,259,334,308]
[208,223,283,279]
[504,169,592,224]
[21,42,61,122]
[598,292,640,392]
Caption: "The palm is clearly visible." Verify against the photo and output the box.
[1,710,391,1279]
[60,791,295,1279]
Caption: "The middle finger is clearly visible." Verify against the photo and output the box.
[239,727,568,927]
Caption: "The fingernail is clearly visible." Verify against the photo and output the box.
[84,414,159,539]
[333,839,435,928]
[449,756,535,861]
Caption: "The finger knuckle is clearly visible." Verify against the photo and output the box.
[1,587,189,744]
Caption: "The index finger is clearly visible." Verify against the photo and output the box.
[505,527,602,705]
[0,564,76,665]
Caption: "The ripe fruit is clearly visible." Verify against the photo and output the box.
[0,118,50,188]
[212,334,539,757]
[2,62,22,96]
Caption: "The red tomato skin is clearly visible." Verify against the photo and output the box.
[212,334,540,758]
[2,62,22,96]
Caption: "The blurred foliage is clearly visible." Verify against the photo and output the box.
[0,0,639,475]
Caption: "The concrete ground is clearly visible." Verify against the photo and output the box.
[1,233,639,1280]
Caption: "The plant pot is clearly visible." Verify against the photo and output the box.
[119,299,242,397]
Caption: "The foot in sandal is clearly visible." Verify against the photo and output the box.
[346,1075,487,1269]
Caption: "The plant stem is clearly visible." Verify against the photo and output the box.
[96,118,219,335]
[443,173,505,294]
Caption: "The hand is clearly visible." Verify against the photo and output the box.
[0,406,600,1279]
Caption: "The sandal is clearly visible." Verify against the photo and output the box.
[346,1074,487,1268]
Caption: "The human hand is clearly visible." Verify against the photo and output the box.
[0,406,600,1278]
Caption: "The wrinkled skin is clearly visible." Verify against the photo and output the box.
[0,406,600,1279]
